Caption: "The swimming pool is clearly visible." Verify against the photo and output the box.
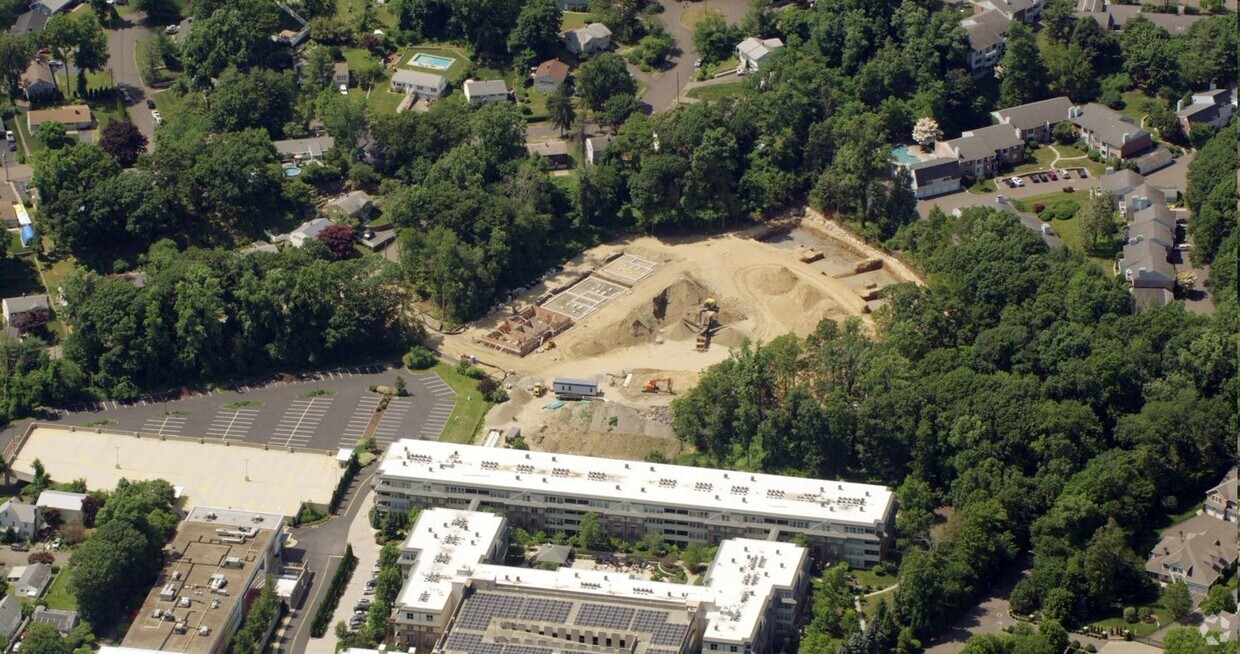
[411,53,454,70]
[283,166,301,177]
[889,145,923,165]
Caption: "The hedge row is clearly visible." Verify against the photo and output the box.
[329,453,361,514]
[309,544,357,638]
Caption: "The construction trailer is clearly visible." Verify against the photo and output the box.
[552,378,600,399]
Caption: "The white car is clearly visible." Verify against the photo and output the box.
[1058,168,1070,179]
[339,83,348,95]
[151,109,164,125]
[164,25,179,35]
[1008,176,1024,187]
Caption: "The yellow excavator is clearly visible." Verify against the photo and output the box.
[528,382,549,397]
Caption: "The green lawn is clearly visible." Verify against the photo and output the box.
[850,568,898,591]
[87,94,128,131]
[1013,146,1057,174]
[42,568,77,611]
[343,49,407,115]
[402,46,470,81]
[1011,190,1089,214]
[1166,501,1204,527]
[859,588,896,619]
[1118,89,1156,122]
[560,11,592,31]
[15,110,40,156]
[687,81,753,102]
[152,89,201,126]
[135,39,180,86]
[698,55,738,79]
[1013,190,1117,269]
[337,0,395,26]
[430,363,494,445]
[680,6,723,28]
[1089,597,1172,639]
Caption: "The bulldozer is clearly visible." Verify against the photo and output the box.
[693,299,720,351]
[528,382,549,397]
[642,377,673,394]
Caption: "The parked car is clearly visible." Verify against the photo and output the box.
[10,543,28,552]
[151,109,164,125]
[694,58,702,68]
[354,599,371,611]
[146,98,156,109]
[1077,169,1087,178]
[1058,169,1070,179]
[1008,176,1024,187]
[1046,170,1057,181]
[1041,224,1055,236]
[164,25,179,34]
[1030,173,1041,182]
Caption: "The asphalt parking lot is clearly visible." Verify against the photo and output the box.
[40,364,458,451]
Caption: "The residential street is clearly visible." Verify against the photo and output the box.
[635,0,751,112]
[105,10,158,145]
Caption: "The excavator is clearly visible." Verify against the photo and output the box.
[695,298,719,351]
[642,377,673,394]
[528,382,549,397]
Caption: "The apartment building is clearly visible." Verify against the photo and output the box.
[373,440,895,568]
[390,508,810,654]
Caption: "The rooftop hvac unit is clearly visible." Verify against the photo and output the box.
[208,574,227,590]
[179,596,191,608]
[223,557,243,569]
[198,626,210,636]
[172,620,188,634]
[160,584,178,601]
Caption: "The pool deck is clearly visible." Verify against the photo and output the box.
[410,54,454,70]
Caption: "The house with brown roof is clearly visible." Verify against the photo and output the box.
[934,124,1024,178]
[21,59,57,101]
[1145,513,1238,594]
[1205,469,1237,523]
[1068,103,1153,160]
[990,96,1073,142]
[1176,88,1235,134]
[533,59,570,93]
[961,9,1011,74]
[27,104,92,132]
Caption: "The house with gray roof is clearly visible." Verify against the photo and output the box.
[1126,219,1174,250]
[1134,147,1174,175]
[563,23,611,56]
[1145,512,1238,594]
[1122,183,1170,221]
[1205,469,1237,523]
[1069,103,1153,160]
[21,59,56,101]
[1,295,50,334]
[1100,169,1145,202]
[462,79,510,105]
[1176,88,1235,134]
[906,158,963,199]
[585,134,613,165]
[935,124,1024,178]
[390,69,447,100]
[961,10,1011,73]
[1131,202,1176,231]
[326,190,374,219]
[527,140,572,169]
[736,36,784,71]
[976,0,1044,22]
[273,135,335,161]
[0,596,21,640]
[31,0,75,16]
[15,562,52,598]
[10,11,50,37]
[289,217,335,248]
[29,606,78,635]
[333,62,350,88]
[991,96,1073,142]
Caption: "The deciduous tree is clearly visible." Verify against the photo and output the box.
[98,120,148,166]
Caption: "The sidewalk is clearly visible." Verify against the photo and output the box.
[303,494,383,654]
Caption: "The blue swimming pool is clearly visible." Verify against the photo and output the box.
[411,53,454,70]
[283,166,301,177]
[890,145,922,165]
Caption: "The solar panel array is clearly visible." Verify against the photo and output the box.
[443,632,485,652]
[632,609,670,632]
[525,598,573,624]
[501,647,553,654]
[651,623,689,646]
[455,593,526,630]
[574,603,635,630]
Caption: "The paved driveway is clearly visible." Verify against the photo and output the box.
[40,363,458,451]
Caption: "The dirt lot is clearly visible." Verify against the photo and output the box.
[430,215,920,460]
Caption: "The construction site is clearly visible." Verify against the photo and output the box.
[432,210,922,461]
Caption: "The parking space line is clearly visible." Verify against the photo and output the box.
[205,408,260,442]
[141,415,186,435]
[271,398,333,447]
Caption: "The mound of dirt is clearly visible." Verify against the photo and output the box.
[748,266,799,295]
[572,275,718,355]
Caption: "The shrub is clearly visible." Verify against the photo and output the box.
[1033,203,1046,214]
[476,377,498,396]
[27,551,54,565]
[309,545,356,637]
[456,362,485,379]
[1123,606,1137,623]
[403,346,437,370]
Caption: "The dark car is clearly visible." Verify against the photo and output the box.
[1030,173,1041,182]
[146,98,156,109]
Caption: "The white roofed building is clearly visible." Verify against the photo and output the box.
[736,36,784,71]
[390,508,810,654]
[373,440,895,568]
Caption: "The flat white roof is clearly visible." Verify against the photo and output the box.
[14,427,341,517]
[185,506,285,531]
[396,508,505,612]
[35,490,86,512]
[380,440,893,526]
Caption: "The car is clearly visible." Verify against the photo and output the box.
[146,98,156,109]
[1174,243,1191,251]
[348,616,365,628]
[694,58,702,68]
[354,600,371,611]
[164,25,179,34]
[362,229,376,240]
[1030,173,1041,183]
[121,89,132,104]
[363,586,375,595]
[1046,170,1057,181]
[5,130,13,143]
[10,543,28,552]
[339,83,348,95]
[736,67,749,76]
[1040,224,1055,236]
[1008,176,1024,187]
[1058,168,1070,179]
[1077,169,1088,178]
[48,60,63,69]
[151,109,163,125]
